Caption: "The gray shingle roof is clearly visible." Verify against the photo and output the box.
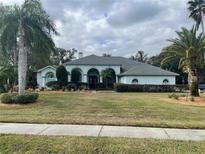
[65,55,140,70]
[119,64,179,76]
[65,55,178,76]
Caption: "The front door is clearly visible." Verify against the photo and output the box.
[89,76,98,89]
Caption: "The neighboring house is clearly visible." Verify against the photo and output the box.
[37,54,178,89]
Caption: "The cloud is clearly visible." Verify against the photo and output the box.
[0,0,24,5]
[0,0,194,57]
[107,0,163,28]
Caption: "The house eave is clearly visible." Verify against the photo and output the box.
[118,74,179,77]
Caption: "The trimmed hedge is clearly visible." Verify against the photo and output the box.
[46,81,88,91]
[114,84,175,92]
[46,81,61,90]
[0,93,39,104]
[67,82,88,91]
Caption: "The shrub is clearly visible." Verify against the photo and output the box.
[66,83,77,91]
[46,81,61,90]
[168,94,173,98]
[114,84,175,92]
[56,65,68,87]
[65,82,88,91]
[190,96,195,102]
[175,85,189,92]
[97,83,106,90]
[180,94,187,97]
[0,93,39,104]
[173,94,179,100]
[168,93,180,100]
[0,93,15,103]
[77,82,88,90]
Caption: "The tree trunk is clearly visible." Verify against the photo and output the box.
[189,73,199,97]
[17,20,27,95]
[188,59,199,97]
[201,11,205,36]
[13,45,18,65]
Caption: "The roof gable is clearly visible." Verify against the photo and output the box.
[37,65,57,72]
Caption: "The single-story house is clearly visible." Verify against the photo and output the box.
[37,54,178,89]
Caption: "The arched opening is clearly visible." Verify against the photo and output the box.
[46,72,55,78]
[71,68,82,83]
[45,72,55,83]
[87,68,100,89]
[101,68,116,88]
[163,79,169,84]
[132,79,139,84]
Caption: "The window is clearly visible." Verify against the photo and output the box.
[46,72,55,78]
[163,79,169,84]
[132,79,139,84]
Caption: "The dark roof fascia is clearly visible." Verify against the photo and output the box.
[118,74,179,77]
[65,63,122,66]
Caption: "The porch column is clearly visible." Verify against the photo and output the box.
[68,74,71,82]
[116,76,118,83]
[100,75,103,83]
[83,74,87,83]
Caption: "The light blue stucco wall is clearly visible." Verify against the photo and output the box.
[37,65,176,88]
[119,76,176,85]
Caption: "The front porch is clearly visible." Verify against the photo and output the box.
[69,67,118,89]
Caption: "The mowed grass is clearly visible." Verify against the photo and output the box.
[0,92,205,128]
[0,134,205,154]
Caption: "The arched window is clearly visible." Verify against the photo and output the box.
[46,72,55,78]
[132,79,139,84]
[163,79,169,84]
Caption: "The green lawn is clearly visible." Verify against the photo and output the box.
[0,92,205,128]
[0,134,205,154]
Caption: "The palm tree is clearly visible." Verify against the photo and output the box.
[188,0,205,35]
[162,27,205,97]
[0,0,58,95]
[101,69,113,88]
[0,65,18,92]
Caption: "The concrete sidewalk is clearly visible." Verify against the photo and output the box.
[0,123,205,141]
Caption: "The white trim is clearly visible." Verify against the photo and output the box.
[37,65,56,72]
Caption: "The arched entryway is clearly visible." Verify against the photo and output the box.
[87,68,100,89]
[101,68,116,88]
[71,68,82,83]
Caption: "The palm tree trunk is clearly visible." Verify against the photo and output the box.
[17,20,27,95]
[189,74,199,97]
[189,59,199,97]
[201,12,205,36]
[13,45,18,65]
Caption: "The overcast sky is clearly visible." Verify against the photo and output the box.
[0,0,194,57]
